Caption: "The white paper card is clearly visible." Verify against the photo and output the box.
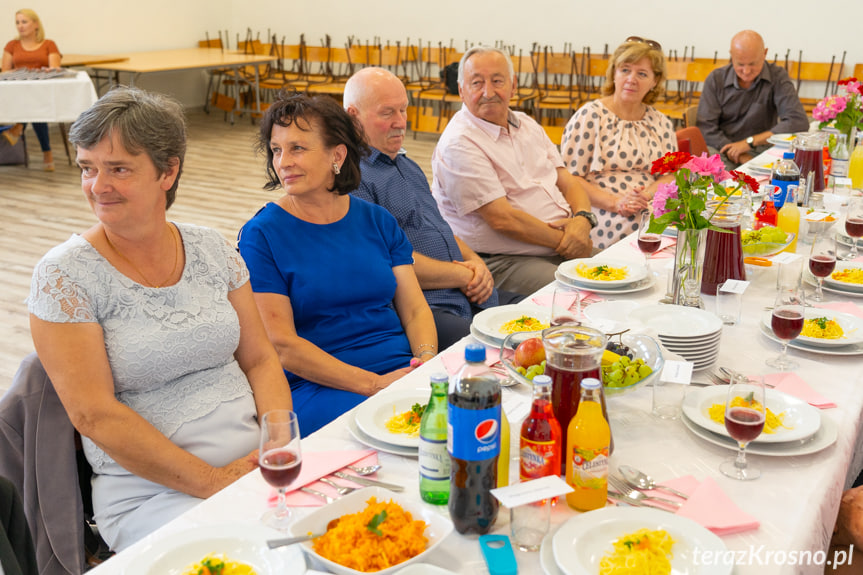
[771,252,802,265]
[804,211,831,222]
[491,475,573,507]
[719,279,749,294]
[835,177,852,187]
[660,361,694,385]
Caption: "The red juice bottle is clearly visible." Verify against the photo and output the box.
[754,188,778,230]
[520,375,562,498]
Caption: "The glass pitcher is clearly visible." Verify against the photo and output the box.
[542,324,612,474]
[793,133,826,194]
[701,196,746,295]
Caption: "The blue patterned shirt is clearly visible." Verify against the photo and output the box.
[354,148,499,319]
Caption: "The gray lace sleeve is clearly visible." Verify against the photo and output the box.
[27,236,97,323]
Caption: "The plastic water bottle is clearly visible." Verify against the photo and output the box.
[831,133,851,179]
[771,152,800,210]
[447,342,501,534]
[419,373,450,504]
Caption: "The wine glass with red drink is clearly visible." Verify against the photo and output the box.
[551,286,581,326]
[843,196,863,260]
[719,374,766,481]
[637,210,663,267]
[808,233,837,302]
[259,410,302,530]
[767,289,805,371]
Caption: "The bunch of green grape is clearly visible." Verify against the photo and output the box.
[515,360,546,380]
[602,355,652,388]
[742,226,787,246]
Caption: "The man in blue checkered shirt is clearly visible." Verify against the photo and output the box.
[345,68,522,349]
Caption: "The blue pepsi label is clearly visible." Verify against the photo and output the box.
[447,404,500,460]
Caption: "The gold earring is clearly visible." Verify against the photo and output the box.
[332,162,340,175]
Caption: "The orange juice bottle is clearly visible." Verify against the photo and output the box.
[565,378,610,511]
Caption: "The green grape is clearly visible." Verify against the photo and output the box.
[618,356,631,367]
[516,366,527,375]
[637,363,653,378]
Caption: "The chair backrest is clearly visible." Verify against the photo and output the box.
[676,126,708,157]
[0,353,86,575]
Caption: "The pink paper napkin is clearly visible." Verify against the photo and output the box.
[441,345,509,376]
[814,301,863,320]
[638,475,760,536]
[268,450,377,507]
[763,372,837,409]
[531,290,599,308]
[628,236,677,259]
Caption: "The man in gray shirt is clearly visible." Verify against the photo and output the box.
[697,30,809,168]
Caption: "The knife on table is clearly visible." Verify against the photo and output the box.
[332,471,404,492]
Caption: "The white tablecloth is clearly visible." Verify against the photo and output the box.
[0,71,97,123]
[88,231,863,575]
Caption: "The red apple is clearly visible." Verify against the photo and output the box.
[514,337,545,368]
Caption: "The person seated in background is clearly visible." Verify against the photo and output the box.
[238,91,437,436]
[697,29,809,169]
[2,9,61,171]
[28,87,292,551]
[560,36,676,251]
[431,46,594,296]
[343,67,523,349]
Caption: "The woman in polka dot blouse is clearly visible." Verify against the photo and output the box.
[560,37,676,250]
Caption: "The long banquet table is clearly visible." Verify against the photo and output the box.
[88,226,863,575]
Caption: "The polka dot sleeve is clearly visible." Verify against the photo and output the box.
[560,104,598,178]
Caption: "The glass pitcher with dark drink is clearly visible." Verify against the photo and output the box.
[793,134,825,195]
[541,325,611,474]
[702,197,746,295]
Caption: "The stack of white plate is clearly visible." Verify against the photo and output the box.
[555,257,655,295]
[628,305,722,370]
[346,389,426,457]
[680,386,838,457]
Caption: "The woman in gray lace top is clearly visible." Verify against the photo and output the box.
[26,88,292,551]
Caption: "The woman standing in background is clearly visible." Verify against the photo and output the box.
[2,9,61,171]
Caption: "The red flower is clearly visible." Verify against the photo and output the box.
[650,151,693,175]
[838,77,857,86]
[730,170,760,194]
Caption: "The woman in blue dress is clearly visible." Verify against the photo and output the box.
[239,93,437,436]
[28,87,292,551]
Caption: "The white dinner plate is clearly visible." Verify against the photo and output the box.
[805,273,863,298]
[557,257,647,287]
[354,389,428,448]
[659,330,722,344]
[582,300,640,333]
[471,303,549,345]
[629,304,723,338]
[289,487,454,575]
[759,322,863,356]
[760,309,863,348]
[539,524,564,575]
[682,411,838,457]
[661,338,722,351]
[767,133,798,146]
[347,413,418,457]
[681,385,821,444]
[554,270,656,294]
[127,524,305,575]
[661,342,721,356]
[824,261,863,294]
[551,507,731,575]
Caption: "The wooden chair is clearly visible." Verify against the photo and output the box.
[788,52,845,112]
[654,59,692,123]
[676,126,708,156]
[683,105,698,129]
[581,48,609,101]
[410,44,462,136]
[533,47,581,125]
[509,49,537,112]
[679,60,723,108]
[199,32,230,114]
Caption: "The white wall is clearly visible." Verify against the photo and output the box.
[19,0,863,107]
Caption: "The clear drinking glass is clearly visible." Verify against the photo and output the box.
[808,234,837,302]
[259,410,302,530]
[719,374,766,481]
[551,286,581,326]
[637,210,662,268]
[843,196,863,260]
[766,289,805,371]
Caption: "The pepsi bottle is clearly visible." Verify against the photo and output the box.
[447,342,501,534]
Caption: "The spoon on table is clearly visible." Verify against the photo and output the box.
[618,465,690,500]
[267,518,340,549]
[347,464,381,475]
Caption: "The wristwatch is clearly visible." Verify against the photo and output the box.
[574,210,598,229]
[746,136,755,149]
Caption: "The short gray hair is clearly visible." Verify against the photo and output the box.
[69,86,187,209]
[457,46,514,86]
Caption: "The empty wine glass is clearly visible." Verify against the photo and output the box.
[767,289,805,371]
[637,210,663,267]
[551,285,581,326]
[719,374,766,481]
[843,195,863,260]
[259,410,302,530]
[808,233,837,302]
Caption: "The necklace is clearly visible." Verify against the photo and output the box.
[104,224,179,288]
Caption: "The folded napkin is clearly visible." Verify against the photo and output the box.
[268,449,377,507]
[638,475,760,536]
[628,236,677,259]
[531,290,600,308]
[814,301,863,320]
[763,372,837,409]
[441,345,509,376]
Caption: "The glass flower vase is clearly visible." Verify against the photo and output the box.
[672,228,707,308]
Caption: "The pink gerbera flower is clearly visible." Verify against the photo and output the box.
[652,182,678,217]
